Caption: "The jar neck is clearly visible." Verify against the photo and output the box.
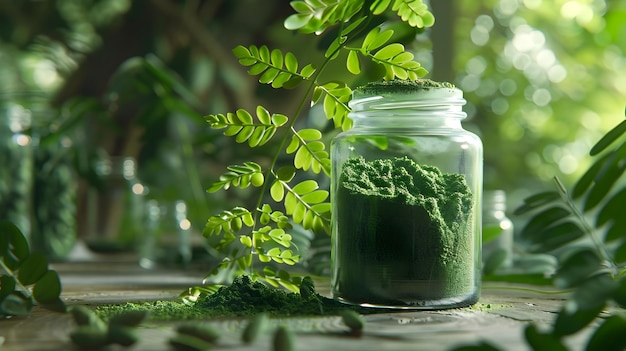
[483,190,507,214]
[348,92,467,129]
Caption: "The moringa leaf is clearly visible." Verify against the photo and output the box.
[276,166,296,182]
[553,248,601,289]
[572,153,608,199]
[583,147,626,211]
[596,187,626,226]
[524,324,567,351]
[603,216,626,242]
[300,190,329,204]
[520,206,570,242]
[362,27,394,52]
[292,180,318,195]
[0,220,30,270]
[585,315,626,351]
[297,129,322,141]
[347,50,361,75]
[513,191,560,215]
[552,274,616,337]
[270,180,285,202]
[17,253,48,286]
[589,119,626,156]
[527,221,584,253]
[614,241,626,264]
[0,293,33,316]
[33,270,62,304]
[0,275,16,301]
[373,43,404,60]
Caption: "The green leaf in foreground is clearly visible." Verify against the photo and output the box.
[17,253,48,286]
[0,219,30,270]
[585,315,626,351]
[552,275,616,337]
[589,119,626,156]
[33,270,62,304]
[524,324,567,351]
[0,293,33,316]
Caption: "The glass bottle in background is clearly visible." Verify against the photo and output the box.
[482,189,514,272]
[0,100,33,239]
[139,199,192,269]
[86,155,146,253]
[31,130,78,261]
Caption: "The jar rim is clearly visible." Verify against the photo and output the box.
[350,80,465,111]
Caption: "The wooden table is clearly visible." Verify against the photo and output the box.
[0,256,592,351]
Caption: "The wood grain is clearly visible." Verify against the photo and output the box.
[0,261,595,351]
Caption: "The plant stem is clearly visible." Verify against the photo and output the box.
[0,259,31,298]
[553,176,617,276]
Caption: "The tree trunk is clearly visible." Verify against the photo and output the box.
[430,0,456,84]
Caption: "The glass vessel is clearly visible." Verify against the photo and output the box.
[482,190,513,271]
[139,199,192,269]
[330,80,483,309]
[86,155,146,253]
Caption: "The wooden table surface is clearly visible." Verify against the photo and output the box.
[0,254,592,351]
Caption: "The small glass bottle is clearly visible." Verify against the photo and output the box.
[86,155,146,253]
[139,199,192,269]
[330,79,483,309]
[482,190,514,271]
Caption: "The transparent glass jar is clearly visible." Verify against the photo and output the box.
[139,199,192,269]
[86,155,146,253]
[482,190,513,272]
[330,80,483,309]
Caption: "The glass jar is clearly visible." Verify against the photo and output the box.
[330,80,483,309]
[85,155,146,253]
[139,199,192,269]
[0,100,33,239]
[482,190,513,272]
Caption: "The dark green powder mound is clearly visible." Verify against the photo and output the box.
[95,276,368,321]
[354,79,456,96]
[194,276,349,316]
[333,156,476,307]
[340,156,473,250]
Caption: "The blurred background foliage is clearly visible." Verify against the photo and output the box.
[0,0,624,258]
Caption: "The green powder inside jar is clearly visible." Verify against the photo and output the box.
[333,156,476,308]
[353,79,456,96]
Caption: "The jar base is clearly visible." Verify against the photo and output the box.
[333,290,480,310]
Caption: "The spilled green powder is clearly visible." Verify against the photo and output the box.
[354,79,456,96]
[333,156,475,307]
[95,276,369,321]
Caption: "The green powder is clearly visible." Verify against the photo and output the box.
[95,276,373,321]
[333,156,476,308]
[354,79,456,96]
